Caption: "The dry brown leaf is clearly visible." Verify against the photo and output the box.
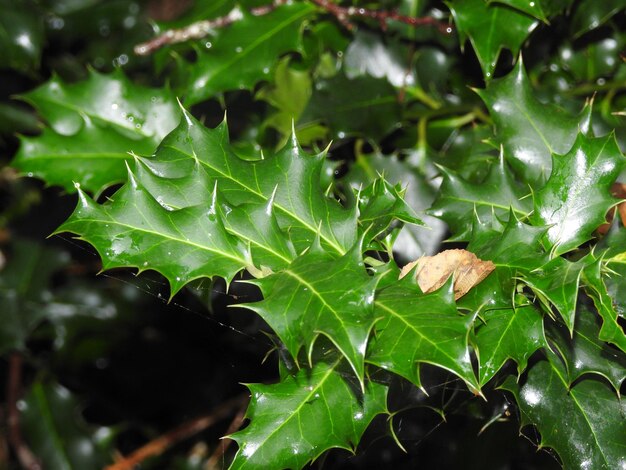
[399,249,495,300]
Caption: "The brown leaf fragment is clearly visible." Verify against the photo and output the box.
[399,249,495,300]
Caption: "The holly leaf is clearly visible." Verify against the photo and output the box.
[476,60,591,184]
[367,276,479,393]
[229,361,388,470]
[429,153,532,240]
[531,133,626,256]
[21,381,115,469]
[447,0,539,80]
[572,0,626,37]
[0,240,69,355]
[0,0,44,75]
[473,301,545,386]
[246,244,378,384]
[522,255,589,334]
[548,301,626,393]
[501,352,626,469]
[581,258,626,354]
[56,170,251,297]
[138,112,357,256]
[13,71,179,195]
[183,3,314,105]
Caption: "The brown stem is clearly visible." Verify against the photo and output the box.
[106,394,248,470]
[205,405,246,469]
[135,0,451,56]
[6,353,41,470]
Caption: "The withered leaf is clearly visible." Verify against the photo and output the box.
[399,249,495,300]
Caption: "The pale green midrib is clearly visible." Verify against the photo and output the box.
[33,95,154,140]
[512,100,553,154]
[34,384,73,469]
[479,310,521,383]
[72,216,247,266]
[284,269,350,332]
[442,194,529,216]
[374,299,464,366]
[228,226,293,264]
[199,7,312,91]
[550,361,611,467]
[239,362,338,469]
[163,145,346,255]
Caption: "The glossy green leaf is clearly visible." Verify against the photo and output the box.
[368,276,479,393]
[522,256,589,333]
[0,240,69,355]
[183,3,314,105]
[0,0,44,75]
[429,153,532,240]
[300,73,401,141]
[581,258,626,353]
[476,60,591,184]
[531,133,626,256]
[447,0,539,80]
[572,0,625,37]
[21,381,114,469]
[137,112,357,256]
[473,302,545,386]
[56,170,251,297]
[13,71,178,195]
[501,352,626,470]
[229,361,388,470]
[488,0,574,22]
[548,302,626,392]
[246,245,378,383]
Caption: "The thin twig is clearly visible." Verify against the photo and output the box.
[6,353,41,470]
[310,0,451,33]
[134,0,451,56]
[106,394,248,470]
[135,0,290,55]
[205,405,246,469]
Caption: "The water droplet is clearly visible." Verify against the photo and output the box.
[205,41,212,49]
[529,1,535,6]
[235,46,243,53]
[337,131,346,139]
[26,172,33,177]
[135,123,141,129]
[123,16,136,29]
[176,276,181,281]
[143,261,148,267]
[150,96,157,103]
[262,67,269,74]
[111,103,118,110]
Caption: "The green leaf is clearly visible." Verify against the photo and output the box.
[487,0,550,21]
[138,112,357,256]
[256,57,313,140]
[300,73,401,141]
[21,381,114,469]
[522,256,589,334]
[368,276,479,393]
[246,245,378,383]
[183,3,315,105]
[473,302,545,386]
[0,0,44,75]
[572,0,625,37]
[0,240,69,355]
[447,0,539,80]
[56,170,251,297]
[13,71,179,195]
[501,352,626,470]
[548,301,626,392]
[429,153,532,240]
[581,258,626,353]
[476,60,591,184]
[531,133,626,256]
[229,361,388,470]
